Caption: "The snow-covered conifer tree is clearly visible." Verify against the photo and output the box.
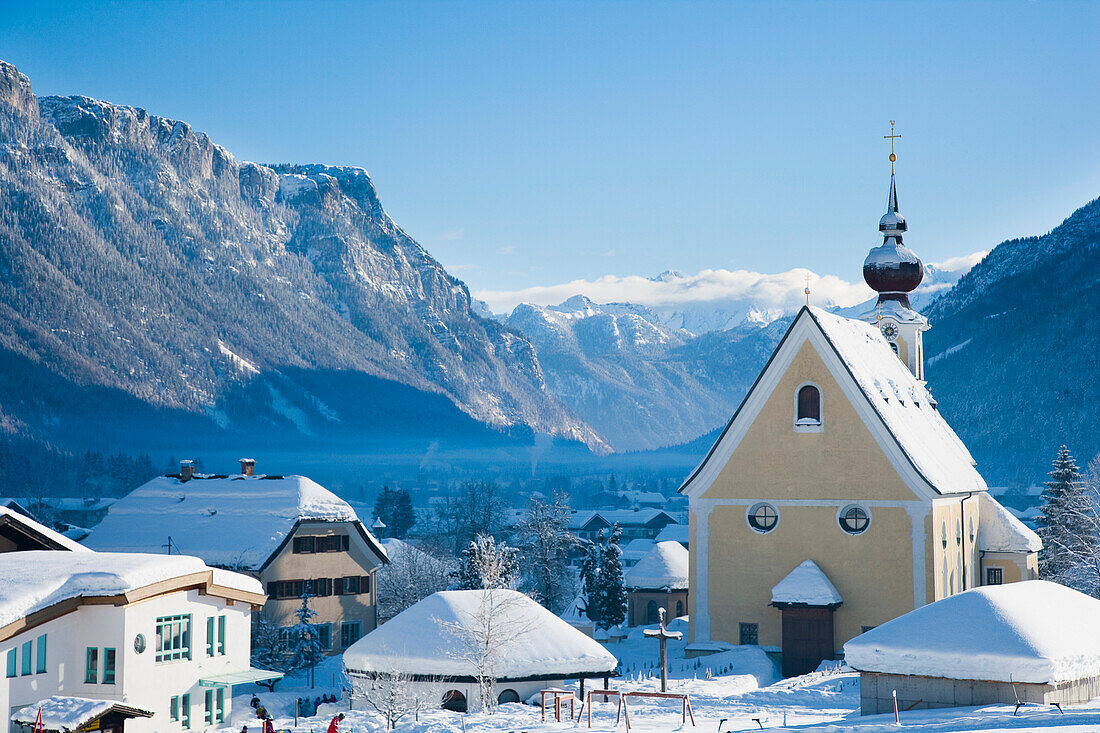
[579,533,602,625]
[515,493,581,613]
[1037,446,1094,582]
[452,534,519,591]
[289,594,324,685]
[593,525,627,630]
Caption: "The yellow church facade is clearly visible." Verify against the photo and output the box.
[681,170,1039,677]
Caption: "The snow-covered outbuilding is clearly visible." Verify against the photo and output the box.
[344,589,618,712]
[11,696,153,733]
[845,580,1100,714]
[0,506,90,553]
[86,461,388,653]
[0,551,270,733]
[624,541,689,626]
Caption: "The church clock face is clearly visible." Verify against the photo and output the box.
[880,322,899,341]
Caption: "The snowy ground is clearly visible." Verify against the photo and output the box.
[220,622,1100,733]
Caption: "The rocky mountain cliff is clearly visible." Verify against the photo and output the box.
[0,60,602,457]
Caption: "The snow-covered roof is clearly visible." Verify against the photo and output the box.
[844,580,1100,684]
[380,538,438,566]
[569,509,676,530]
[655,523,689,545]
[625,541,689,590]
[12,697,153,732]
[808,307,987,494]
[559,593,594,627]
[344,589,618,680]
[0,551,261,630]
[0,506,91,552]
[770,560,842,607]
[977,492,1042,553]
[621,538,656,561]
[86,474,385,569]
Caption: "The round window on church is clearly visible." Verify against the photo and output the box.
[838,504,870,535]
[747,502,779,533]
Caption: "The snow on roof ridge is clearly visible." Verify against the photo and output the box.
[345,589,617,679]
[625,541,688,590]
[806,306,987,494]
[85,473,379,569]
[771,559,842,606]
[0,551,260,630]
[844,580,1100,684]
[977,492,1042,553]
[0,506,91,552]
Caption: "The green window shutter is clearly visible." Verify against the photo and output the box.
[217,615,226,655]
[170,696,179,721]
[6,648,16,678]
[206,617,215,656]
[103,648,116,684]
[216,687,225,722]
[36,634,47,674]
[84,647,98,683]
[21,641,32,676]
[204,689,213,724]
[181,693,190,729]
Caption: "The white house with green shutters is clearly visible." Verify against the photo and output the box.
[0,551,273,733]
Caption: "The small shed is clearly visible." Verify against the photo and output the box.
[12,696,153,733]
[770,559,843,677]
[844,580,1100,714]
[625,541,689,626]
[343,589,618,712]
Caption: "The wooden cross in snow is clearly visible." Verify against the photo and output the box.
[644,607,683,692]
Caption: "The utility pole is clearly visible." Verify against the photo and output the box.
[643,607,682,692]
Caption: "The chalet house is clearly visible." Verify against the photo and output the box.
[569,509,679,543]
[86,460,389,654]
[0,551,269,733]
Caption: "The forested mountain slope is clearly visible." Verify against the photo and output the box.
[924,197,1100,484]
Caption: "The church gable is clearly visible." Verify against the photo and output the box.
[691,321,926,504]
[680,307,973,504]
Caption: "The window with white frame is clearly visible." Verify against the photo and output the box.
[795,383,823,431]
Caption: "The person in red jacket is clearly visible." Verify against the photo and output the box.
[326,713,344,733]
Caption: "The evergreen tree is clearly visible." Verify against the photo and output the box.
[373,486,395,538]
[388,488,415,539]
[251,615,289,683]
[579,534,602,625]
[1036,446,1100,594]
[289,595,324,686]
[452,534,520,590]
[593,525,627,630]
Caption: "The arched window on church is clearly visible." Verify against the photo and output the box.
[646,600,660,625]
[796,385,821,426]
[675,600,684,618]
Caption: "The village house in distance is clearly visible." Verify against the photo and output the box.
[681,159,1041,677]
[86,459,389,653]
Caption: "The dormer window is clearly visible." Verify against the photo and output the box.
[794,384,823,432]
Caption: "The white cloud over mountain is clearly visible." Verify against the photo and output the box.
[475,252,987,320]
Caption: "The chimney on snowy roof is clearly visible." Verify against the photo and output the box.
[179,460,195,482]
[239,458,255,476]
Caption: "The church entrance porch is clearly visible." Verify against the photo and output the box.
[769,559,844,678]
[779,606,835,677]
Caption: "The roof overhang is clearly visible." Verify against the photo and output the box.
[199,668,284,687]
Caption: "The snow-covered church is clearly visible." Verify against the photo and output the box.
[680,159,1041,677]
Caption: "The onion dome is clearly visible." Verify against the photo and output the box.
[863,173,923,307]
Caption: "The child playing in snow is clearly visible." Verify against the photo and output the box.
[326,712,344,733]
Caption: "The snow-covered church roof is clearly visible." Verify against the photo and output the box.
[844,580,1100,684]
[0,551,261,630]
[86,473,385,569]
[771,560,842,607]
[344,589,618,680]
[807,307,986,494]
[977,492,1042,553]
[625,541,688,590]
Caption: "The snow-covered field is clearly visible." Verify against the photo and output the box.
[221,622,1100,733]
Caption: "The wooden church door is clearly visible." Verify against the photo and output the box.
[780,606,834,677]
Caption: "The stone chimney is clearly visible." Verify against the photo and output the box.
[239,458,256,476]
[180,460,195,482]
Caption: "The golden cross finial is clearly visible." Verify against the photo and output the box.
[804,273,812,306]
[884,120,901,175]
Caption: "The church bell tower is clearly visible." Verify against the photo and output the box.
[858,122,930,380]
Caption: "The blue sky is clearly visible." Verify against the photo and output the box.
[4,1,1100,310]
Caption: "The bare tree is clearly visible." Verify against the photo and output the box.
[515,492,582,613]
[352,669,445,729]
[440,587,534,714]
[376,539,455,622]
